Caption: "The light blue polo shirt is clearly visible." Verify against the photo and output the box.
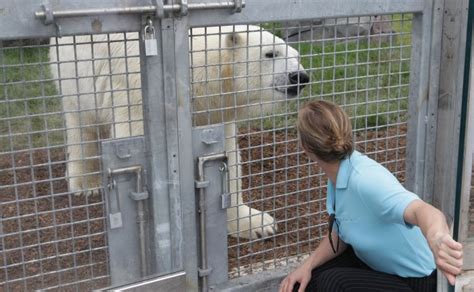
[326,150,436,277]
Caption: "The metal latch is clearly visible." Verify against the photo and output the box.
[219,162,231,209]
[35,1,246,25]
[107,165,149,277]
[195,152,227,291]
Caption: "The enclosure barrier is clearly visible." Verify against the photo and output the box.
[0,0,469,291]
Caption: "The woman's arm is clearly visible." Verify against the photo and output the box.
[404,200,463,285]
[279,230,347,292]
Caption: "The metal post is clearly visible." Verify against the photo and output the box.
[405,1,435,198]
[172,16,200,291]
[433,0,470,220]
[139,16,174,274]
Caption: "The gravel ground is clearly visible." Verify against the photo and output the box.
[0,124,442,291]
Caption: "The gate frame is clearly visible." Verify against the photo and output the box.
[0,0,467,291]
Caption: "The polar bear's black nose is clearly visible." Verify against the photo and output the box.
[289,71,310,86]
[287,71,310,96]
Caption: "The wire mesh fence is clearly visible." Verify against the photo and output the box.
[1,33,142,291]
[188,14,413,277]
[1,10,415,291]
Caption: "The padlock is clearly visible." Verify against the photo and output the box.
[144,19,158,56]
[109,212,123,229]
[144,36,158,56]
[108,178,123,229]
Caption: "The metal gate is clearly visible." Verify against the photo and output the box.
[0,0,447,291]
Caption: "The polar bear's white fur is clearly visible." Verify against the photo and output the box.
[49,25,308,239]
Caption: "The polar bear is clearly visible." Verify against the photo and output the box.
[49,25,309,240]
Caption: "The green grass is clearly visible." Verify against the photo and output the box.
[0,46,62,152]
[1,15,413,152]
[258,15,413,131]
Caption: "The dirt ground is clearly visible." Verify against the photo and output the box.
[1,125,409,290]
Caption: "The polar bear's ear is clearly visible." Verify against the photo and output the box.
[225,32,243,48]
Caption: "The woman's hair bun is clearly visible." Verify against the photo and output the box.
[297,100,354,162]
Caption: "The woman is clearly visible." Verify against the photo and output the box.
[279,100,463,292]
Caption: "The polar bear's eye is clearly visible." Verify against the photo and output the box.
[265,51,278,58]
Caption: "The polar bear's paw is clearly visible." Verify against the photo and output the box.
[227,205,278,240]
[67,175,102,196]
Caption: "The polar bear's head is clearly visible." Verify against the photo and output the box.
[191,25,309,125]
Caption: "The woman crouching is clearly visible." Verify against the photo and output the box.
[279,100,463,292]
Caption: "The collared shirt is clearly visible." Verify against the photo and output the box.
[326,151,436,277]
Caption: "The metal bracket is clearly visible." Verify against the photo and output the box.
[130,191,149,201]
[153,0,165,19]
[195,180,210,189]
[193,124,229,290]
[233,0,244,13]
[40,4,54,25]
[198,268,213,277]
[38,3,62,36]
[179,0,189,16]
[201,128,221,145]
[101,137,150,286]
[219,162,231,209]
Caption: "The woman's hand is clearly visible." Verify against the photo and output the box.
[279,261,312,292]
[404,200,463,286]
[428,232,463,286]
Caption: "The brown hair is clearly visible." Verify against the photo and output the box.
[297,100,354,162]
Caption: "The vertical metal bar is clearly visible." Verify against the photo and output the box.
[453,0,473,262]
[433,0,470,222]
[173,17,199,291]
[421,0,444,204]
[405,1,434,197]
[139,14,190,279]
[159,17,183,272]
[139,17,173,274]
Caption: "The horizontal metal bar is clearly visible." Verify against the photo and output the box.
[188,0,425,27]
[34,1,244,23]
[105,271,186,291]
[0,0,423,40]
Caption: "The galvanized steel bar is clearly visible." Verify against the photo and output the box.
[159,17,184,272]
[405,2,434,197]
[187,0,425,27]
[139,18,174,274]
[172,16,200,291]
[34,2,245,22]
[0,0,424,40]
[421,0,445,204]
[433,0,471,223]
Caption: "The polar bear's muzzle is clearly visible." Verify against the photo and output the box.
[284,71,310,97]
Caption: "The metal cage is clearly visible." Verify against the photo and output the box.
[0,0,470,291]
